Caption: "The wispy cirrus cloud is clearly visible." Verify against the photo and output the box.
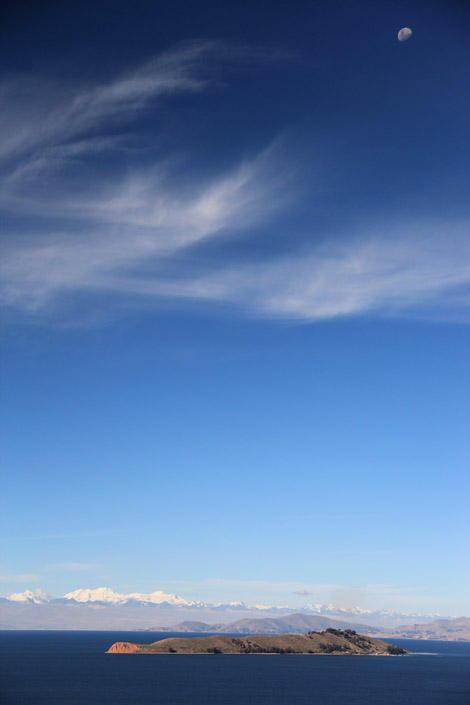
[0,41,468,324]
[0,145,291,311]
[0,41,297,314]
[0,40,223,164]
[105,220,470,321]
[3,216,468,320]
[0,39,289,169]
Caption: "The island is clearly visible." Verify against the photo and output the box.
[107,628,408,655]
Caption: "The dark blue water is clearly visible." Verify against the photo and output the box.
[0,632,469,705]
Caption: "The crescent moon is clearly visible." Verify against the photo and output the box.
[398,27,413,41]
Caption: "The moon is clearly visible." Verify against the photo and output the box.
[398,27,413,41]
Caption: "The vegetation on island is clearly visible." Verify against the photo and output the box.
[107,628,408,656]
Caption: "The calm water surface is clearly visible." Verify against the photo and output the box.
[0,631,469,705]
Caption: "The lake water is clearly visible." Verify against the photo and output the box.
[0,631,469,704]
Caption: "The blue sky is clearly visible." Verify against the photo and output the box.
[0,0,469,614]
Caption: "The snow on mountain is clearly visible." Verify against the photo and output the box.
[125,590,203,607]
[303,602,443,619]
[59,589,257,609]
[3,586,451,624]
[62,587,126,604]
[7,589,51,604]
[300,602,447,625]
[61,587,201,607]
[303,603,374,616]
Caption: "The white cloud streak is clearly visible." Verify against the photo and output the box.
[0,41,217,164]
[1,145,290,310]
[106,222,470,320]
[0,42,468,323]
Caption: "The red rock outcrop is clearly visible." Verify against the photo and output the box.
[106,641,140,653]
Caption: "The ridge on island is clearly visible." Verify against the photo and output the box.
[107,628,408,655]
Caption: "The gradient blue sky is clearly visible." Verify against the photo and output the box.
[1,0,469,614]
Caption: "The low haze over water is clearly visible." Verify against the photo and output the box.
[1,632,469,705]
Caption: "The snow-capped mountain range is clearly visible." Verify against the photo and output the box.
[63,587,202,607]
[1,587,451,624]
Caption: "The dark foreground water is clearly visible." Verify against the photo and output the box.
[0,632,469,705]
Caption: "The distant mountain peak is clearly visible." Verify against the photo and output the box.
[62,587,124,604]
[7,588,51,604]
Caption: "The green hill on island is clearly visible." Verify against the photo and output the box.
[107,628,407,655]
